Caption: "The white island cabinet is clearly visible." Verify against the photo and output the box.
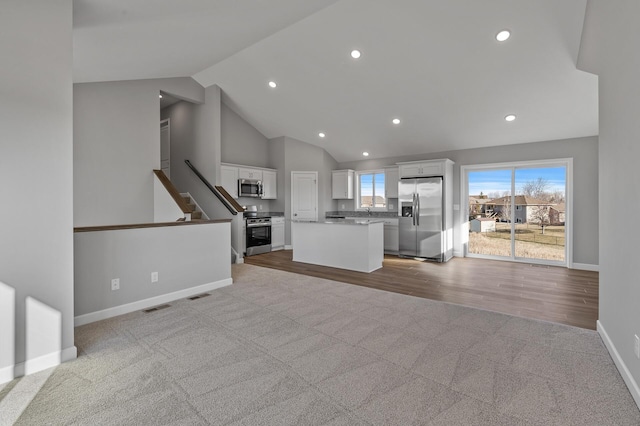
[291,219,384,273]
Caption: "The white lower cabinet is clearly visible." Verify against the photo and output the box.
[344,217,398,254]
[383,219,399,254]
[271,216,285,250]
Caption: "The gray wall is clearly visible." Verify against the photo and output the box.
[0,0,75,378]
[165,85,237,221]
[268,136,338,245]
[74,223,231,318]
[161,100,197,192]
[579,0,640,401]
[74,77,204,227]
[219,101,274,211]
[269,137,287,215]
[339,136,599,266]
[221,103,270,168]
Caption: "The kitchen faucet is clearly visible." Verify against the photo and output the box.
[366,207,371,216]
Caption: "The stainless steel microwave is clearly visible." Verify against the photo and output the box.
[238,178,263,198]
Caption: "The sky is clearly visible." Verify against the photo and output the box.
[360,172,385,197]
[468,167,566,196]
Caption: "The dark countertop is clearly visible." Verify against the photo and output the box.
[243,211,284,218]
[326,210,398,219]
[292,218,385,225]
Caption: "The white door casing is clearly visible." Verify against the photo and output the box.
[460,158,573,268]
[160,119,170,179]
[291,171,318,222]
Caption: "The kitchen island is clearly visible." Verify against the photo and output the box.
[291,219,384,273]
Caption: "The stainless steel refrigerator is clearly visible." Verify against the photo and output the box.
[398,176,445,261]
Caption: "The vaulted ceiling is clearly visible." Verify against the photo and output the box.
[73,0,597,163]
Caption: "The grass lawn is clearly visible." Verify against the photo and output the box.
[468,223,565,261]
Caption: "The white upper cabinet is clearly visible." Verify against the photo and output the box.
[332,169,354,199]
[398,159,452,178]
[238,167,263,181]
[220,165,238,199]
[262,170,277,199]
[384,166,399,198]
[221,163,277,199]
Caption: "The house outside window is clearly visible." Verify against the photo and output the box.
[357,171,386,209]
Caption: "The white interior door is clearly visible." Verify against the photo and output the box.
[160,119,170,179]
[291,171,318,221]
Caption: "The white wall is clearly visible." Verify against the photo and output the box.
[74,222,232,323]
[579,0,640,407]
[0,0,75,382]
[338,136,599,267]
[74,77,204,227]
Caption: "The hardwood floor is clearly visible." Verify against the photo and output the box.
[244,250,599,330]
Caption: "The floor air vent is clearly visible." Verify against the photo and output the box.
[143,304,171,313]
[188,293,211,301]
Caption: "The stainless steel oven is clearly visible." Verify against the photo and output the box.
[246,217,271,256]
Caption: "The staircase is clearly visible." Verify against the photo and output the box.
[181,193,208,221]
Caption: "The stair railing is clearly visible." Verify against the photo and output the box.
[184,160,243,215]
[153,169,192,220]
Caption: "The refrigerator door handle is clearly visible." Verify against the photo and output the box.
[412,193,417,226]
[416,192,420,226]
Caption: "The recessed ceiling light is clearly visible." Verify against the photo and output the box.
[505,114,516,122]
[496,30,511,42]
[362,152,369,157]
[159,94,163,99]
[318,132,326,138]
[268,81,277,88]
[392,118,401,125]
[350,50,361,59]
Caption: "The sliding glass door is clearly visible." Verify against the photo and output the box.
[513,167,566,262]
[465,160,569,266]
[467,169,513,258]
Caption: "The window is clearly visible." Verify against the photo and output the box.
[464,160,570,266]
[357,171,386,209]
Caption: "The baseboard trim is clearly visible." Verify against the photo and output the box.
[285,245,293,250]
[453,250,464,257]
[74,278,233,327]
[1,346,77,385]
[0,364,14,384]
[597,320,640,409]
[572,263,599,272]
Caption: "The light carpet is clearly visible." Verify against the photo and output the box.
[5,263,640,425]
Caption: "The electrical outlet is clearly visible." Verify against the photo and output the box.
[151,272,158,283]
[341,204,345,209]
[259,205,263,210]
[111,278,120,291]
[635,335,639,359]
[389,203,394,209]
